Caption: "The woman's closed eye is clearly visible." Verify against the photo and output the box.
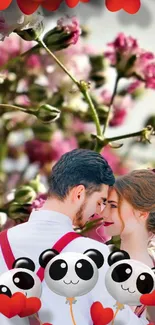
[110,204,117,208]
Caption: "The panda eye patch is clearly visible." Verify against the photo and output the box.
[49,259,68,280]
[0,285,12,297]
[112,263,132,283]
[13,272,34,290]
[136,272,154,294]
[75,259,94,280]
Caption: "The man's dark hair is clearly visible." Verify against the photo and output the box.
[48,149,115,200]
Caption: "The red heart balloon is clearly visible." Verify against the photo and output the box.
[105,0,141,14]
[19,297,41,317]
[90,302,114,325]
[140,290,155,306]
[0,293,25,318]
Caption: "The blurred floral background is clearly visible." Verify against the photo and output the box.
[1,0,155,247]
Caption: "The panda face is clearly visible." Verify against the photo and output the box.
[105,259,155,305]
[40,249,104,298]
[0,258,41,299]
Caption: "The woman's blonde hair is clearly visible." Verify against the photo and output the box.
[114,169,155,234]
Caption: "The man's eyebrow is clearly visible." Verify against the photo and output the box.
[102,198,107,202]
[107,200,117,204]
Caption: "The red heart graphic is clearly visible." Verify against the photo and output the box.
[42,323,53,325]
[0,293,25,318]
[19,297,41,317]
[90,302,114,325]
[140,290,155,306]
[105,0,141,14]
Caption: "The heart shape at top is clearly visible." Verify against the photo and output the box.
[90,301,114,325]
[0,293,25,318]
[105,0,141,14]
[140,290,155,306]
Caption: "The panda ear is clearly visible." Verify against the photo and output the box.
[39,249,59,268]
[12,258,35,272]
[108,250,130,266]
[83,249,104,269]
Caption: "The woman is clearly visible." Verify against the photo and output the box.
[101,169,155,322]
[101,169,155,267]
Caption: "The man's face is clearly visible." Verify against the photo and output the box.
[74,184,109,228]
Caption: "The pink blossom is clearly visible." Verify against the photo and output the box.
[29,193,47,212]
[144,63,155,89]
[110,109,127,127]
[57,16,81,45]
[127,80,143,93]
[101,146,129,176]
[105,33,139,68]
[0,34,34,67]
[105,33,155,87]
[82,214,111,243]
[50,131,78,161]
[26,54,42,70]
[25,132,78,166]
[101,90,133,127]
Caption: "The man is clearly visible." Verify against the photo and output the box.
[0,149,148,325]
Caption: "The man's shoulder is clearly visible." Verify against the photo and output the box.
[68,235,110,256]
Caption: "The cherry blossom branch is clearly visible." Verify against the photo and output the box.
[36,38,102,142]
[102,75,120,136]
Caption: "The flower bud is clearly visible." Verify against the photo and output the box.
[8,202,30,220]
[28,175,46,194]
[14,185,37,204]
[43,16,81,51]
[35,104,61,124]
[15,19,44,41]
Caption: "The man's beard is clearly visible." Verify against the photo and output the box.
[73,201,86,228]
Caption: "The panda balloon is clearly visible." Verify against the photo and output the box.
[39,249,104,298]
[0,257,42,299]
[105,250,155,306]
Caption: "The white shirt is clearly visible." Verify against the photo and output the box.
[0,210,148,325]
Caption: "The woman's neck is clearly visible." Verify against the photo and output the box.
[120,230,154,268]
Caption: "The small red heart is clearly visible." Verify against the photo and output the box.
[19,297,41,317]
[0,293,25,318]
[105,0,141,14]
[42,323,53,325]
[140,290,155,306]
[90,302,114,325]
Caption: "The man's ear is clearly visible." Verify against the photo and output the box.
[39,249,59,268]
[70,185,85,203]
[108,250,130,266]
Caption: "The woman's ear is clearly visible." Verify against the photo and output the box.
[139,211,149,221]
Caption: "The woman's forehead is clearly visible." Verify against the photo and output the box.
[107,187,118,200]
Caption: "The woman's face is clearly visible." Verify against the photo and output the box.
[101,188,140,237]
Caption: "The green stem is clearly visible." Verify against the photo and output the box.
[0,104,27,112]
[36,38,102,143]
[102,75,120,136]
[106,129,148,143]
[37,38,78,85]
[83,90,102,136]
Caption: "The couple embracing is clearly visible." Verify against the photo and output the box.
[0,148,154,325]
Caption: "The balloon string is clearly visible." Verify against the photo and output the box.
[66,297,77,325]
[33,313,43,325]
